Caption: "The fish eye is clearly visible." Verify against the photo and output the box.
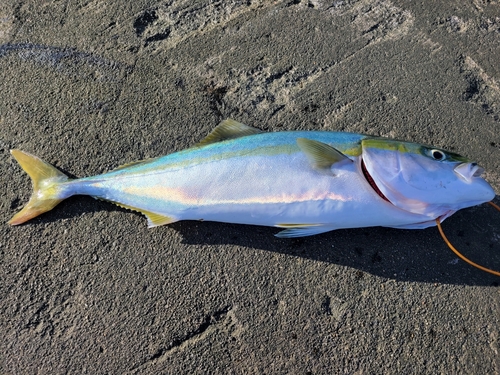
[430,149,446,161]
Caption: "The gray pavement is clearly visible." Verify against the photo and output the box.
[1,1,499,373]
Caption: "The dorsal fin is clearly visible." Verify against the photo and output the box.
[111,158,158,172]
[195,119,262,147]
[296,138,351,170]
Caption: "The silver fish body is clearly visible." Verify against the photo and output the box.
[9,120,495,237]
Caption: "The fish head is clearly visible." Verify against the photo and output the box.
[361,138,495,217]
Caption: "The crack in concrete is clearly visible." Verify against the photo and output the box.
[460,55,500,122]
[133,0,272,50]
[128,305,233,373]
[196,0,414,120]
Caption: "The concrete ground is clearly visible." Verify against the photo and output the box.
[1,0,499,373]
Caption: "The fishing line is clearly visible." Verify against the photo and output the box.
[436,201,500,277]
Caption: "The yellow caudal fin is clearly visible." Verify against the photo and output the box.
[9,150,70,225]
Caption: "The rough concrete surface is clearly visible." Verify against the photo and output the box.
[1,0,499,374]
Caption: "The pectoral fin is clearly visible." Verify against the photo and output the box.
[386,220,436,230]
[296,138,352,170]
[275,223,334,238]
[196,119,262,146]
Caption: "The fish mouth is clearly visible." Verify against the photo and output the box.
[454,162,485,181]
[361,159,390,203]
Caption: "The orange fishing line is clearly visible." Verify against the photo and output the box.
[488,200,500,212]
[436,201,500,277]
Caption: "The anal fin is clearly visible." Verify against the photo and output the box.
[275,223,334,238]
[107,201,177,228]
[145,211,177,227]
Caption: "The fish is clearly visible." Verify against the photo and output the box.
[8,119,495,238]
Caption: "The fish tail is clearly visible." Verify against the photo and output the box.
[9,150,71,225]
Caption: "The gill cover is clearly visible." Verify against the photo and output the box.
[361,138,495,217]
